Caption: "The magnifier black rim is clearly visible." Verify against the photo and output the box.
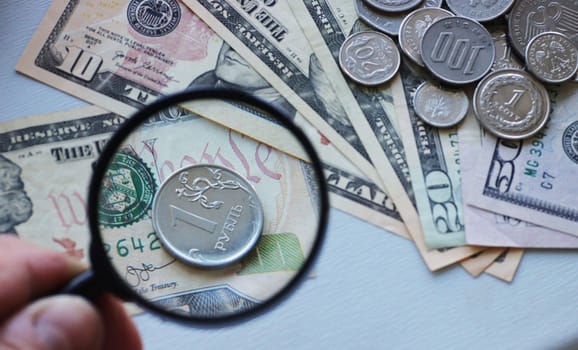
[87,86,329,325]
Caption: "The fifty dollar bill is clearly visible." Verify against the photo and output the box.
[467,85,578,236]
[460,105,578,248]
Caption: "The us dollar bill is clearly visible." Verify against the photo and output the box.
[16,0,378,187]
[287,2,414,229]
[460,248,507,278]
[395,62,470,249]
[0,106,118,250]
[187,100,408,238]
[467,85,578,237]
[15,0,406,237]
[0,104,323,317]
[168,0,378,181]
[484,249,524,283]
[460,107,578,248]
[286,0,482,270]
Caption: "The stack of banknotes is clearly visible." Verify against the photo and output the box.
[3,0,578,284]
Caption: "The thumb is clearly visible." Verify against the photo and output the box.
[0,295,104,350]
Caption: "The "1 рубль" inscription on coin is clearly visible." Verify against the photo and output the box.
[152,164,264,269]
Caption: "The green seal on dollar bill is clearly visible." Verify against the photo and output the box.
[98,151,156,228]
[563,121,578,165]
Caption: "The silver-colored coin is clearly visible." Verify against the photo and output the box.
[413,81,470,128]
[473,69,550,140]
[362,0,423,13]
[488,24,525,72]
[399,8,454,67]
[152,164,264,268]
[445,0,515,22]
[339,31,401,86]
[355,0,442,36]
[421,16,495,85]
[508,0,578,58]
[526,31,578,84]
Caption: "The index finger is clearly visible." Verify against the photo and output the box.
[0,235,86,319]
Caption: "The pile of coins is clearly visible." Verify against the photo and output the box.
[340,0,578,140]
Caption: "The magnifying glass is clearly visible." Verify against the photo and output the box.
[62,87,329,324]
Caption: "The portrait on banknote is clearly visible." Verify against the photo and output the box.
[188,42,295,116]
[0,155,33,235]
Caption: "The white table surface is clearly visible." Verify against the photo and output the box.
[2,2,578,349]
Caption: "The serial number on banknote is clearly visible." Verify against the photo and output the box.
[523,135,556,191]
[103,232,162,259]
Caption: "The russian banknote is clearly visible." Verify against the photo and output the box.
[460,106,578,248]
[0,104,323,317]
[287,0,482,270]
[15,0,407,238]
[467,85,578,237]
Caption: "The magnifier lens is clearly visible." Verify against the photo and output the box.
[93,92,325,321]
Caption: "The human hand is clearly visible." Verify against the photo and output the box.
[0,235,142,350]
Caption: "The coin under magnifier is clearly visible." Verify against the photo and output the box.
[152,164,264,269]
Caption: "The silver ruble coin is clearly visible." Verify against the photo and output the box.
[152,164,264,268]
[421,17,495,85]
[489,24,525,72]
[362,0,423,13]
[413,81,470,128]
[339,31,401,86]
[473,69,550,140]
[445,0,515,22]
[355,0,442,36]
[399,8,454,67]
[508,0,578,58]
[526,31,578,84]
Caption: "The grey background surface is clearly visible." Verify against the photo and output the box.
[2,2,578,349]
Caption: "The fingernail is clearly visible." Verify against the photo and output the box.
[64,256,90,275]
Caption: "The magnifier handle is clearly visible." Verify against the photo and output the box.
[60,269,101,301]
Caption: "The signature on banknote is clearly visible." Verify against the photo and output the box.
[125,259,177,288]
